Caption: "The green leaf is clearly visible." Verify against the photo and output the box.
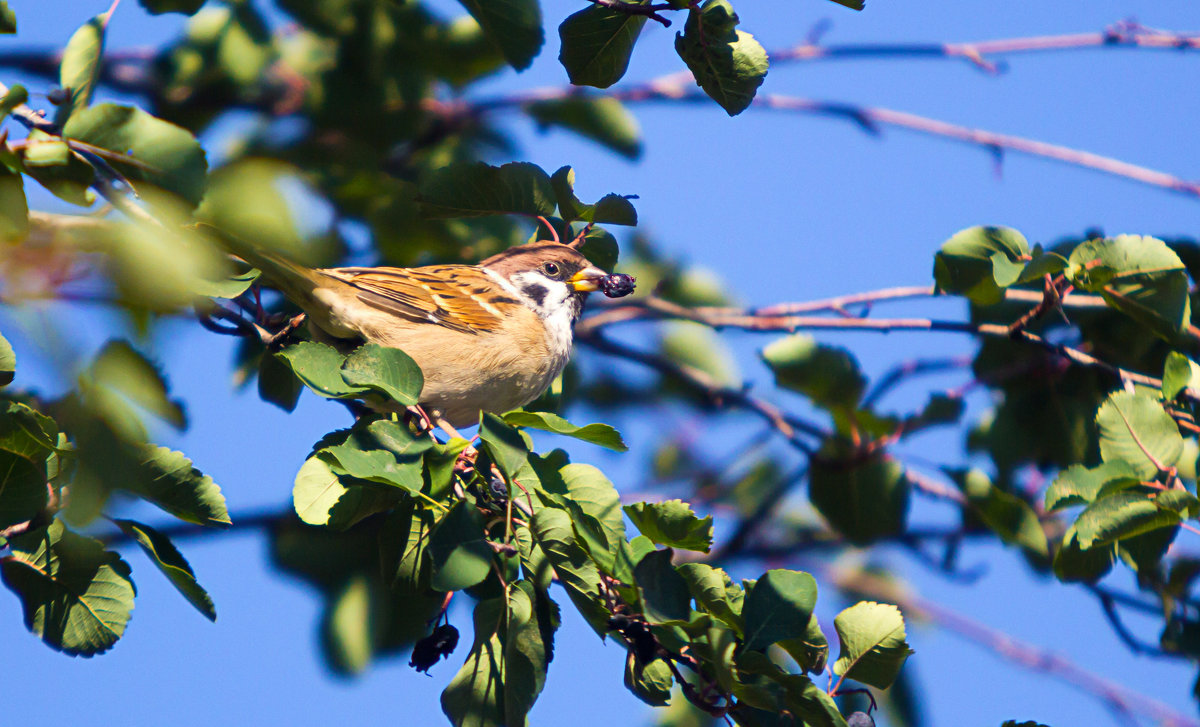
[932,226,1030,304]
[113,518,215,621]
[1096,391,1183,480]
[0,520,135,655]
[1067,235,1190,336]
[20,130,95,206]
[0,83,27,118]
[558,5,647,88]
[826,0,864,9]
[292,454,393,529]
[742,568,818,652]
[478,412,530,479]
[138,0,206,15]
[456,0,543,71]
[1163,352,1200,402]
[761,334,865,410]
[56,8,113,125]
[549,165,639,226]
[0,330,14,386]
[418,161,556,219]
[1074,490,1182,548]
[661,320,741,388]
[1045,460,1141,511]
[633,548,692,624]
[0,402,53,530]
[809,450,908,545]
[0,164,28,243]
[502,409,627,451]
[625,653,673,705]
[780,614,828,674]
[503,581,555,725]
[127,445,230,528]
[1053,524,1116,583]
[276,342,368,399]
[441,597,506,727]
[529,98,642,160]
[322,573,373,674]
[677,563,744,634]
[91,340,186,429]
[63,103,209,207]
[624,500,713,552]
[528,507,609,635]
[339,343,423,406]
[258,348,303,412]
[319,434,424,492]
[674,0,769,116]
[429,500,493,592]
[0,1,15,33]
[542,463,625,574]
[832,601,913,689]
[955,469,1048,558]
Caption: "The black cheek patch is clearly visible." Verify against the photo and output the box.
[522,284,548,307]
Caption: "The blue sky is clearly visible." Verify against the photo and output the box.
[4,1,1200,726]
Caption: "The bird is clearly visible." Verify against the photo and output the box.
[222,236,631,428]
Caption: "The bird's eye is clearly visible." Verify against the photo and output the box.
[541,262,561,278]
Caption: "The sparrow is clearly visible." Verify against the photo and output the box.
[224,237,633,427]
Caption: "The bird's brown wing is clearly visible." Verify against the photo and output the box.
[322,264,522,334]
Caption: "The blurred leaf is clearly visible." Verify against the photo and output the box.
[661,321,741,388]
[762,334,864,410]
[1044,460,1140,511]
[1163,351,1200,402]
[429,500,493,592]
[530,98,642,160]
[138,0,205,15]
[954,469,1048,558]
[0,330,14,386]
[56,7,112,125]
[0,165,28,242]
[418,161,555,218]
[0,2,14,33]
[558,5,646,88]
[624,500,713,552]
[674,0,769,116]
[634,548,692,624]
[113,518,215,621]
[933,226,1030,304]
[503,409,627,451]
[832,601,913,690]
[340,343,423,406]
[0,520,135,656]
[64,103,209,206]
[21,130,95,206]
[1052,524,1116,583]
[198,160,329,267]
[1096,391,1183,480]
[0,83,27,118]
[456,0,543,71]
[321,573,374,674]
[1067,235,1190,337]
[91,340,186,430]
[809,450,908,545]
[742,568,817,652]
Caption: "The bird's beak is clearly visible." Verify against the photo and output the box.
[569,266,607,293]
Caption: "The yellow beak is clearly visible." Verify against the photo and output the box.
[569,266,608,293]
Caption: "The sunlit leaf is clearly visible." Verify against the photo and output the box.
[741,568,817,652]
[832,601,913,690]
[674,0,769,116]
[624,500,713,552]
[1096,391,1183,480]
[114,518,215,621]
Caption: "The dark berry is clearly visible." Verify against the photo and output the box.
[846,712,875,727]
[409,624,460,673]
[600,273,636,298]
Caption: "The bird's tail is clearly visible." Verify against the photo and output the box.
[212,228,328,310]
